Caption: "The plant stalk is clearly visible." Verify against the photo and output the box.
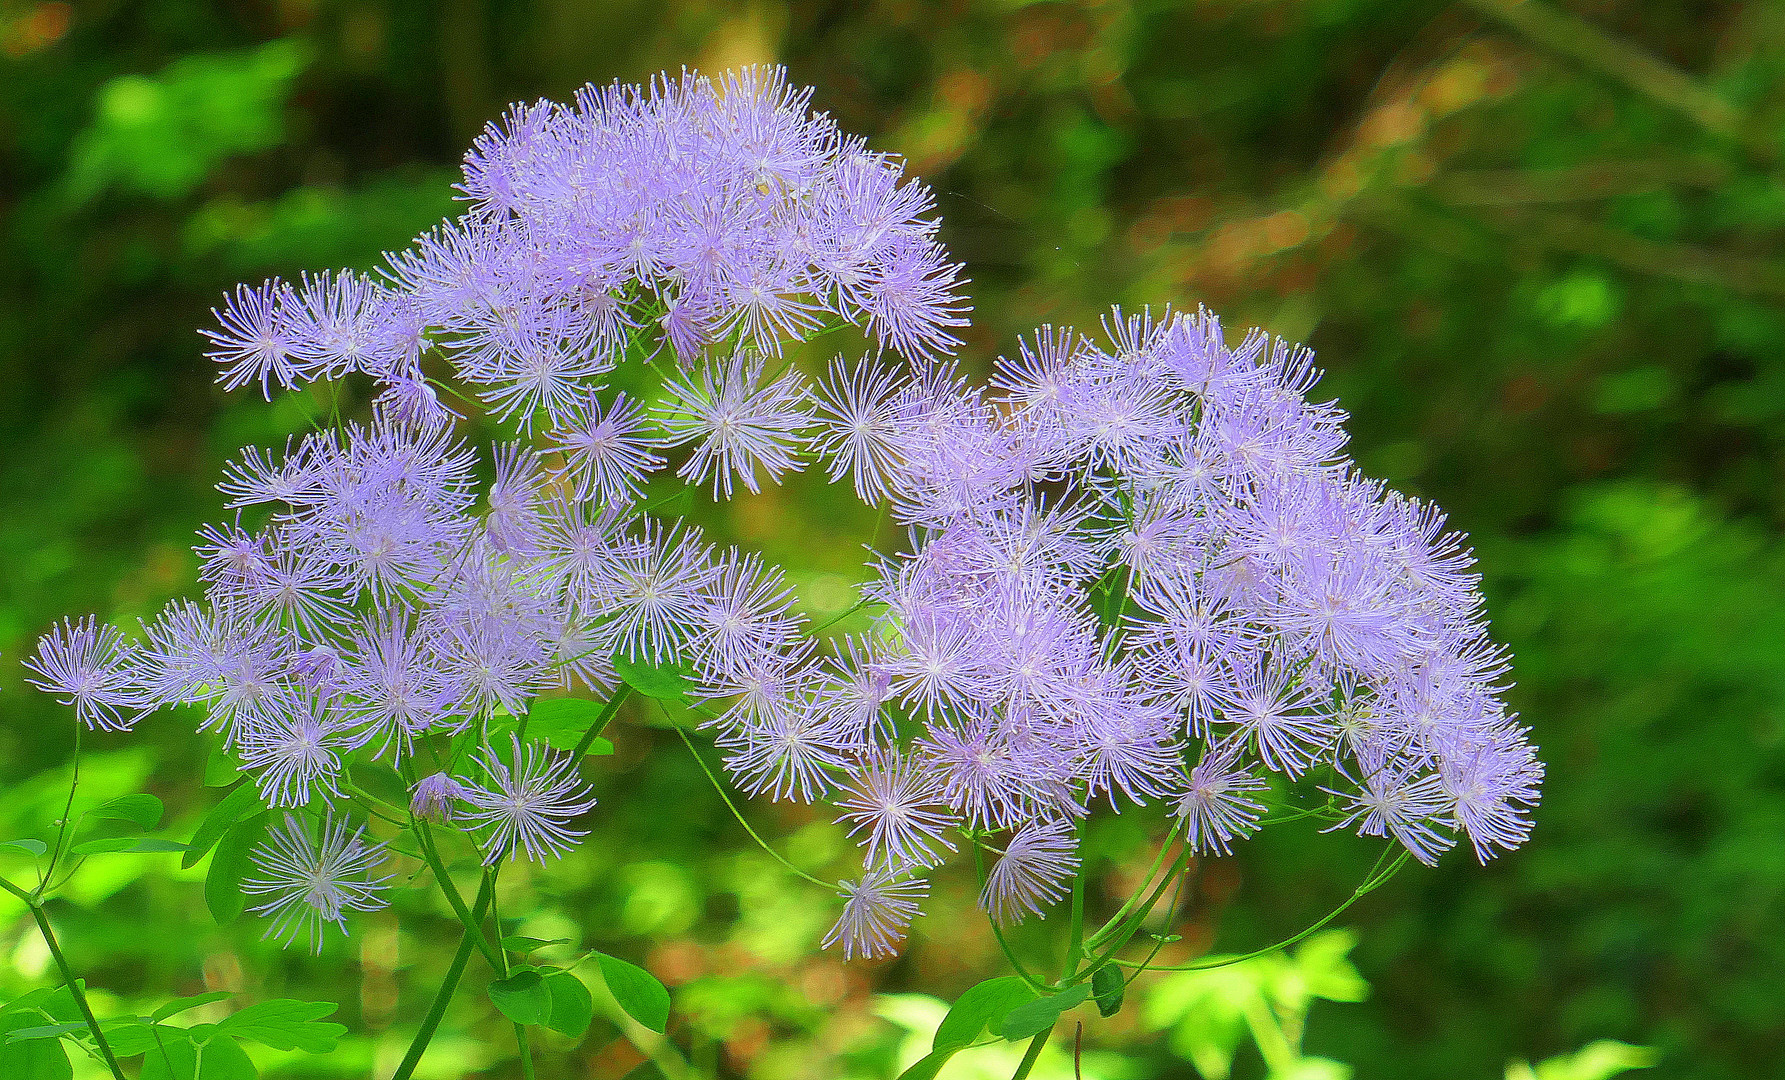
[1010,1029,1050,1080]
[17,889,126,1080]
[390,873,494,1080]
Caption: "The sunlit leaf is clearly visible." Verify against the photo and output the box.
[151,993,234,1023]
[83,794,163,831]
[594,953,670,1033]
[933,976,1034,1052]
[71,837,185,855]
[138,1034,258,1080]
[215,999,343,1053]
[612,654,691,701]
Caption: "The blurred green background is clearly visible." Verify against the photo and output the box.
[2,1,1782,1077]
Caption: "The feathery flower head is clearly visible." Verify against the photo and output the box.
[243,814,392,953]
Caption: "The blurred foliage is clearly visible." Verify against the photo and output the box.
[3,0,1785,1078]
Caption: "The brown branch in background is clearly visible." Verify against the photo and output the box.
[1432,158,1732,206]
[1459,0,1767,158]
[1386,193,1785,297]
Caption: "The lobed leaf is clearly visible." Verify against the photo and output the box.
[542,972,594,1037]
[215,999,343,1053]
[933,976,1035,1053]
[488,970,553,1027]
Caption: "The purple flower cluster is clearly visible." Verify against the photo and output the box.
[205,66,966,420]
[21,67,1539,961]
[735,311,1543,953]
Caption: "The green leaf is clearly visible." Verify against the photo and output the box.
[152,992,234,1023]
[896,1047,958,1080]
[488,970,553,1027]
[348,762,410,809]
[182,784,262,869]
[139,1034,258,1080]
[594,952,670,1033]
[1091,965,1125,1018]
[612,653,691,701]
[204,745,243,787]
[933,976,1035,1052]
[1,840,47,857]
[4,1022,88,1042]
[0,1002,74,1080]
[998,984,1090,1041]
[206,813,268,926]
[83,794,163,831]
[70,837,186,855]
[215,999,343,1053]
[490,699,617,754]
[99,1017,186,1057]
[542,972,594,1037]
[501,936,572,954]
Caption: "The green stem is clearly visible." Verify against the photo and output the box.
[1060,823,1086,983]
[1072,842,1195,983]
[515,1023,536,1080]
[389,874,495,1080]
[969,840,1051,994]
[672,717,830,887]
[1083,818,1182,950]
[1115,849,1410,972]
[1010,1029,1050,1080]
[40,723,82,894]
[572,686,631,759]
[1,883,127,1080]
[413,819,506,970]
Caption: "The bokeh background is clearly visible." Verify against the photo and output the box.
[3,1,1783,1078]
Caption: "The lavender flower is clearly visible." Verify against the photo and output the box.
[460,735,599,864]
[411,772,471,823]
[979,819,1081,926]
[657,353,815,498]
[822,870,927,961]
[243,814,392,953]
[23,617,142,731]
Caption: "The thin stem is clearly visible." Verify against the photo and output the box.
[514,1023,536,1080]
[671,716,830,888]
[805,596,871,637]
[413,819,505,970]
[969,840,1051,994]
[390,874,495,1080]
[1082,818,1183,951]
[40,722,82,894]
[18,892,126,1080]
[1060,821,1086,983]
[1010,1029,1050,1080]
[1115,849,1411,972]
[572,686,631,759]
[1072,842,1194,983]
